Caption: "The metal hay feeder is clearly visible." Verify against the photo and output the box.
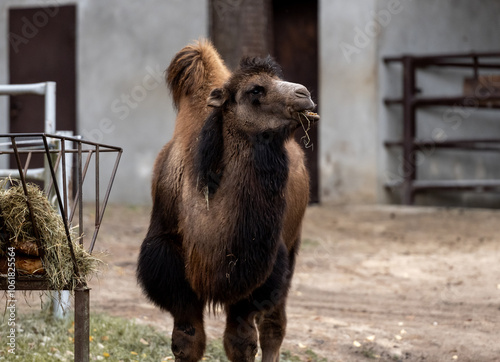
[0,132,122,362]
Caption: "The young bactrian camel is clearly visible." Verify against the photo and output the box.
[137,39,319,362]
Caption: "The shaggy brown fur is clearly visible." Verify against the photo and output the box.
[137,39,318,362]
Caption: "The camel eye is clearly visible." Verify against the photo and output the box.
[249,86,265,95]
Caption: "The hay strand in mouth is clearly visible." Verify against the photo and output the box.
[0,178,102,290]
[299,112,314,150]
[203,185,210,211]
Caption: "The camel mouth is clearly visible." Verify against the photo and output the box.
[291,110,320,124]
[290,110,319,149]
[300,110,320,123]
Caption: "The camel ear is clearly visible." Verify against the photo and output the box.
[207,88,227,107]
[194,107,225,196]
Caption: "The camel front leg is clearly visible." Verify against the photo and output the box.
[171,300,206,362]
[256,301,287,362]
[224,300,258,362]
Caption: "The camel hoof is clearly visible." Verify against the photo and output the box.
[171,325,204,362]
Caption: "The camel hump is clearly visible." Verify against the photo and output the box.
[166,39,230,109]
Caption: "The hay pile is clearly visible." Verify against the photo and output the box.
[0,178,101,290]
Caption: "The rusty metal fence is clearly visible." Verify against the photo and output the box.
[384,52,500,205]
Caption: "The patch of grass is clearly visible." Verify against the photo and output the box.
[360,346,379,359]
[1,312,172,361]
[304,348,328,362]
[301,238,320,249]
[1,312,324,361]
[204,339,229,361]
[281,350,303,361]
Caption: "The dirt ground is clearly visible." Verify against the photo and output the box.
[83,203,500,361]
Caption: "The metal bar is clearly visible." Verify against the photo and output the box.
[23,151,33,179]
[384,180,500,191]
[69,150,93,228]
[88,149,122,254]
[402,56,417,205]
[0,140,44,148]
[45,147,63,196]
[416,62,500,69]
[0,277,76,290]
[473,56,479,81]
[413,95,500,108]
[384,98,403,105]
[61,141,68,219]
[95,145,100,239]
[10,137,43,257]
[0,133,123,151]
[385,96,500,108]
[41,136,81,279]
[44,138,56,197]
[0,169,44,182]
[421,141,500,150]
[412,179,500,191]
[78,143,84,246]
[386,138,500,147]
[0,82,47,96]
[44,82,56,134]
[74,286,90,362]
[416,57,500,67]
[384,52,500,64]
[0,148,121,155]
[386,144,500,152]
[0,277,51,290]
[0,168,44,179]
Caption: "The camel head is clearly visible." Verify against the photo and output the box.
[195,56,319,196]
[206,56,319,140]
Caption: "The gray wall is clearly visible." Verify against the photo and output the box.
[2,0,500,206]
[0,0,208,204]
[319,0,379,204]
[320,0,500,207]
[77,0,207,204]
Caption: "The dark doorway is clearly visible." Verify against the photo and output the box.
[8,5,77,134]
[8,5,76,171]
[209,0,319,202]
[272,0,319,202]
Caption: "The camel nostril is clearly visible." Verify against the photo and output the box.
[295,86,311,99]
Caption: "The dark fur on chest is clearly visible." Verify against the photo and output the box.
[192,109,292,303]
[194,107,290,198]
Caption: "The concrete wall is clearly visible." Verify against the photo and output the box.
[320,0,500,207]
[0,0,208,204]
[2,0,500,206]
[319,0,379,203]
[210,0,272,70]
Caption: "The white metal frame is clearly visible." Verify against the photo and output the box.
[0,81,71,317]
[0,81,56,134]
[0,82,57,181]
